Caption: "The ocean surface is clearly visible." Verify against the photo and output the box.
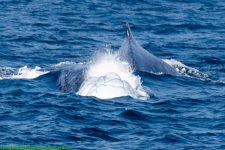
[0,0,225,149]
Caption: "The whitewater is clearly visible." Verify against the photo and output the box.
[0,50,213,100]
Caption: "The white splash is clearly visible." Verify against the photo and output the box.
[163,59,209,80]
[77,51,149,100]
[53,61,83,68]
[0,66,49,80]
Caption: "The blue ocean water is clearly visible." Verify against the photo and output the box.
[0,0,225,149]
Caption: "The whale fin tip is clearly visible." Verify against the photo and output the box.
[125,23,132,39]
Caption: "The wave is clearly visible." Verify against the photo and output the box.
[53,61,84,68]
[0,56,216,100]
[76,51,149,100]
[0,66,49,80]
[163,59,209,80]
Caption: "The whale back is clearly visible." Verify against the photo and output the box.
[118,24,178,75]
[58,64,86,92]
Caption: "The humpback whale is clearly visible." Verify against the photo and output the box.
[118,23,178,75]
[58,23,178,94]
[57,63,86,92]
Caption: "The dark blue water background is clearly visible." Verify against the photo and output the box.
[0,0,225,149]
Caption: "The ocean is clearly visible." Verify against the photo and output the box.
[0,0,225,149]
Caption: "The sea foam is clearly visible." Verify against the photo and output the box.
[0,66,49,80]
[77,51,149,100]
[163,59,209,80]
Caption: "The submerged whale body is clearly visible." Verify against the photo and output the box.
[57,63,86,92]
[118,23,178,75]
[58,24,178,94]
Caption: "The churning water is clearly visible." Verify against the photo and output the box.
[0,0,225,149]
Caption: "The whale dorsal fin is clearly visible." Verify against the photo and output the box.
[126,23,132,39]
[120,23,178,75]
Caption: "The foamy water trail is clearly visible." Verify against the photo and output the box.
[163,59,209,80]
[77,51,149,100]
[53,61,84,68]
[0,66,49,80]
